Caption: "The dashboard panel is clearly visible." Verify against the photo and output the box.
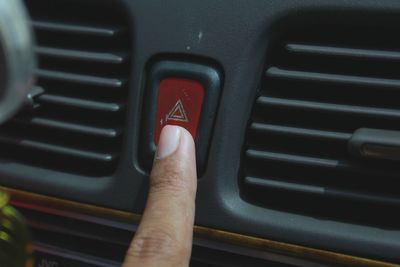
[0,0,400,266]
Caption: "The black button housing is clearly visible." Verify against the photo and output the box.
[141,60,222,175]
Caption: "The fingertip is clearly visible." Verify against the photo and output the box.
[152,125,197,194]
[178,125,194,142]
[156,125,182,159]
[178,128,197,192]
[156,125,196,161]
[177,127,196,158]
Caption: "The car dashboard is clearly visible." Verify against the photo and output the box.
[0,0,400,266]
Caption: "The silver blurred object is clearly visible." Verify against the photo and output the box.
[0,0,36,124]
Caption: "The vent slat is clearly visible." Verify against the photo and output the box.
[37,94,123,113]
[244,176,400,206]
[246,149,339,169]
[36,69,125,88]
[266,67,400,90]
[258,96,400,120]
[250,123,352,142]
[245,176,323,195]
[246,149,399,178]
[0,135,116,163]
[14,117,121,138]
[286,43,400,62]
[36,46,127,64]
[32,20,122,37]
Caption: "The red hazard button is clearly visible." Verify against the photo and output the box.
[154,78,205,144]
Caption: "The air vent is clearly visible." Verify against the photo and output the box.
[242,15,400,226]
[0,0,131,175]
[15,205,299,267]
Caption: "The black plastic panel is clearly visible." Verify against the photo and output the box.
[0,0,400,264]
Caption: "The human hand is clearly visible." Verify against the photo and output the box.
[122,125,197,267]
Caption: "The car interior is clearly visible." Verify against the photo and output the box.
[0,0,400,266]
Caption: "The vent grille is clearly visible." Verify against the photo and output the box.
[0,0,131,175]
[242,16,400,226]
[15,205,299,267]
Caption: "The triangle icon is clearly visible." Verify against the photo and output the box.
[166,99,189,122]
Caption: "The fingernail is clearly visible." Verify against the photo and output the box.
[156,125,181,159]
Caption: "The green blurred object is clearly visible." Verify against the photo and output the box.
[0,191,33,267]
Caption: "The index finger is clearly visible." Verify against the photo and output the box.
[122,126,197,267]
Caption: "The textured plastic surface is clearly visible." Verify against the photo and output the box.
[0,0,399,263]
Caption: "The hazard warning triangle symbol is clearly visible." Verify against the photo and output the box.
[165,99,189,122]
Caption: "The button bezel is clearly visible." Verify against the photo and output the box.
[140,60,222,175]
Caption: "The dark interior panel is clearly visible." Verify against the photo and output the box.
[0,0,400,265]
